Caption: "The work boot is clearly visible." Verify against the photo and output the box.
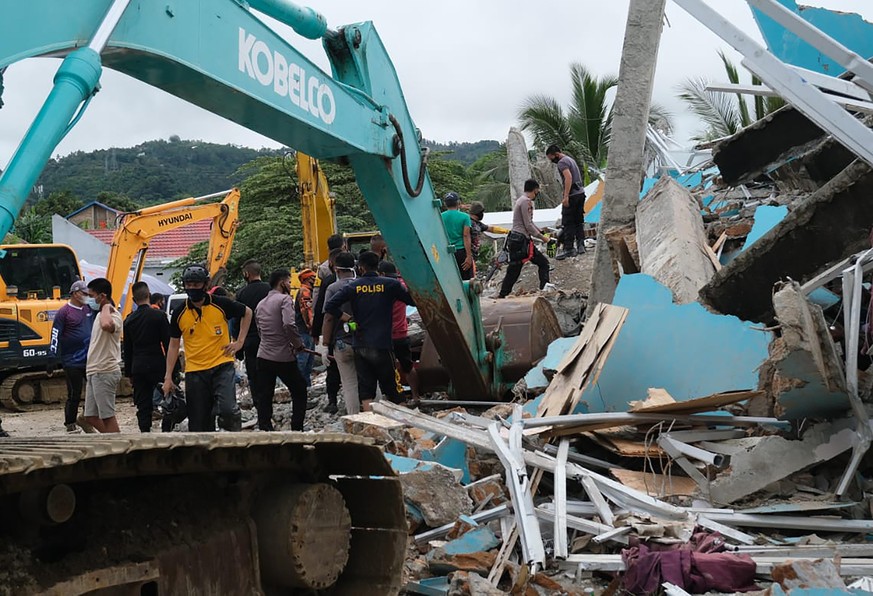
[0,425,8,438]
[76,414,97,434]
[576,239,587,254]
[219,414,243,432]
[65,423,84,434]
[323,401,339,414]
[555,247,577,261]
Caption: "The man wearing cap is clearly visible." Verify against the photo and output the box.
[49,280,94,433]
[163,264,252,432]
[441,192,474,281]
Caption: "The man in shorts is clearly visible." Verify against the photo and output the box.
[83,277,122,433]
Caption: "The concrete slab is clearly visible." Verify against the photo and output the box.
[575,274,772,413]
[700,160,873,323]
[636,177,716,303]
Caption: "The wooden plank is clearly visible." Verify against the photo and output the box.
[536,304,628,421]
[610,469,698,498]
[711,231,728,253]
[630,389,761,415]
[553,303,607,375]
[702,242,723,272]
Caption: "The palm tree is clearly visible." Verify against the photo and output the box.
[518,63,674,177]
[678,50,786,142]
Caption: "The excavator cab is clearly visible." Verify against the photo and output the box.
[0,244,82,408]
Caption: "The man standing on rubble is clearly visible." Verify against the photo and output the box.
[499,179,553,299]
[235,260,271,404]
[378,260,419,402]
[255,269,308,431]
[441,192,474,281]
[546,144,587,259]
[123,281,170,432]
[50,280,94,433]
[163,264,252,432]
[323,251,415,412]
[312,246,343,414]
[294,268,317,387]
[320,251,361,414]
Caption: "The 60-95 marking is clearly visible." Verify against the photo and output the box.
[22,349,48,358]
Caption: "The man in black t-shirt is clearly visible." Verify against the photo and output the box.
[235,260,271,403]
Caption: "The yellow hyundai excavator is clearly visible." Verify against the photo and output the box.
[106,188,240,320]
[0,243,84,410]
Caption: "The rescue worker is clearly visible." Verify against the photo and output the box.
[440,192,474,280]
[163,264,252,432]
[320,252,360,415]
[49,280,94,433]
[83,278,123,434]
[235,260,271,398]
[294,268,317,387]
[546,144,587,259]
[377,261,419,402]
[323,251,414,412]
[255,269,308,431]
[123,281,170,432]
[499,179,553,298]
[311,247,343,414]
[468,202,510,262]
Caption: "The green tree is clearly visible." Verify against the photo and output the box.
[96,191,141,213]
[678,50,786,142]
[34,190,84,217]
[519,62,674,176]
[467,147,513,211]
[427,154,474,201]
[13,207,51,243]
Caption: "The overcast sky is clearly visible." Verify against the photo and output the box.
[1,0,871,165]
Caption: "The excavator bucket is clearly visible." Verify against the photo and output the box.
[417,296,563,399]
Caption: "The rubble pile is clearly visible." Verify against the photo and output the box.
[342,107,873,594]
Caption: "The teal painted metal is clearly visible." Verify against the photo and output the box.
[0,48,102,242]
[752,0,873,77]
[0,0,494,398]
[246,0,327,40]
[575,274,772,413]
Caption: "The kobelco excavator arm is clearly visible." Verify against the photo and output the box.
[0,0,559,399]
[107,188,240,320]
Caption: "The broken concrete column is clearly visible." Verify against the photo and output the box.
[636,177,716,303]
[712,106,826,186]
[589,0,667,310]
[399,465,473,527]
[700,160,873,323]
[507,127,532,201]
[709,421,855,504]
[761,281,849,420]
[530,152,562,207]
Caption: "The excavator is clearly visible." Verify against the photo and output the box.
[0,0,560,593]
[106,188,240,320]
[0,243,84,410]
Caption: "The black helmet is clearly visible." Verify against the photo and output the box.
[443,192,461,207]
[469,201,485,217]
[182,264,210,284]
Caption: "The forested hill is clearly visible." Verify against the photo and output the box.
[34,138,279,205]
[424,139,500,165]
[32,137,500,204]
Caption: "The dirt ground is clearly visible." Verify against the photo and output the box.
[2,398,142,436]
[484,245,594,298]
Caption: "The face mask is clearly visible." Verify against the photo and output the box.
[84,296,100,311]
[550,156,560,164]
[337,267,357,279]
[186,288,207,302]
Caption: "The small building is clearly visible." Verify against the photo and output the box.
[66,201,122,230]
[52,215,213,287]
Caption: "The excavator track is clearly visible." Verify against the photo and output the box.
[0,371,68,412]
[0,432,406,595]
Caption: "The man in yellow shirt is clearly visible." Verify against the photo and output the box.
[162,265,252,432]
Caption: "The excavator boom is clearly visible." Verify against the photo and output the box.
[106,188,240,319]
[296,152,337,268]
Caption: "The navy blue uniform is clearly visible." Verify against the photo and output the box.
[324,272,414,402]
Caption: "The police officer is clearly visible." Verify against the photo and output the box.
[163,265,252,432]
[322,251,414,412]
